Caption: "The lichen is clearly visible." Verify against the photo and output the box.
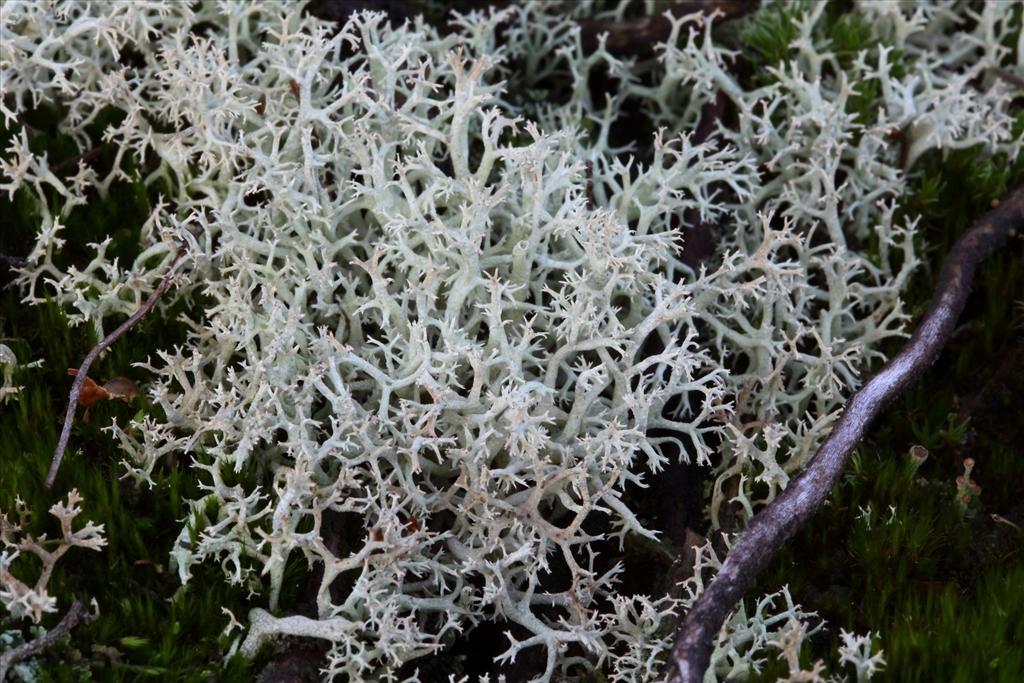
[1,0,1020,680]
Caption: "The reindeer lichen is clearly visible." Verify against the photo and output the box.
[2,1,1020,680]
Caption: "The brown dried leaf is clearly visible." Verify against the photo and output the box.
[102,376,138,402]
[67,368,109,407]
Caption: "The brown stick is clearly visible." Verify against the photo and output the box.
[50,143,112,176]
[0,600,89,680]
[580,0,759,56]
[991,66,1024,91]
[45,246,186,489]
[667,185,1024,683]
[1,254,28,268]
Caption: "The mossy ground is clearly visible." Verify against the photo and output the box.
[742,142,1024,681]
[1,109,259,681]
[737,5,1024,681]
[2,4,1023,682]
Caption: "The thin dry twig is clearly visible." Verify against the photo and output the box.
[667,185,1024,683]
[50,143,112,176]
[991,66,1024,91]
[0,600,90,680]
[1,254,28,269]
[45,246,186,489]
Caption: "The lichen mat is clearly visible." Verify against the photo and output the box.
[1,0,1021,680]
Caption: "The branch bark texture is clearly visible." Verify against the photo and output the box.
[0,600,89,680]
[45,246,186,489]
[668,185,1024,683]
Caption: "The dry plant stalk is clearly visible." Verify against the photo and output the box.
[45,246,185,489]
[668,184,1024,683]
[0,600,89,680]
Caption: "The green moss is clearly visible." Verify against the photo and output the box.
[0,302,258,680]
[0,119,262,680]
[827,12,873,66]
[746,116,1024,682]
[739,3,805,74]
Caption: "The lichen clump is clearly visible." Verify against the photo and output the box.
[1,0,1020,680]
[1,490,105,624]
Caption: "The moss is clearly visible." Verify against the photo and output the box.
[739,3,806,76]
[0,308,258,680]
[0,121,261,680]
[745,118,1024,683]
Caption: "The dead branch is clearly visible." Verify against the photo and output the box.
[0,254,28,269]
[580,0,759,56]
[50,143,112,176]
[0,600,90,680]
[991,66,1024,91]
[667,185,1024,683]
[45,246,186,489]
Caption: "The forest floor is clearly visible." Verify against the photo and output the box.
[2,3,1023,681]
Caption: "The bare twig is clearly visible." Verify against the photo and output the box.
[0,600,90,680]
[45,246,186,489]
[667,185,1024,683]
[991,66,1024,91]
[1,254,28,269]
[580,0,759,56]
[50,142,112,176]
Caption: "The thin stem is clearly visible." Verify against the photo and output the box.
[991,66,1024,91]
[45,246,186,489]
[0,601,89,680]
[667,185,1024,683]
[50,142,112,175]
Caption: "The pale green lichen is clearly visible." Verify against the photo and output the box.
[1,0,1020,680]
[0,490,106,624]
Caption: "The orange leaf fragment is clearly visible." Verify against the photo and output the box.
[67,368,110,407]
[67,369,138,425]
